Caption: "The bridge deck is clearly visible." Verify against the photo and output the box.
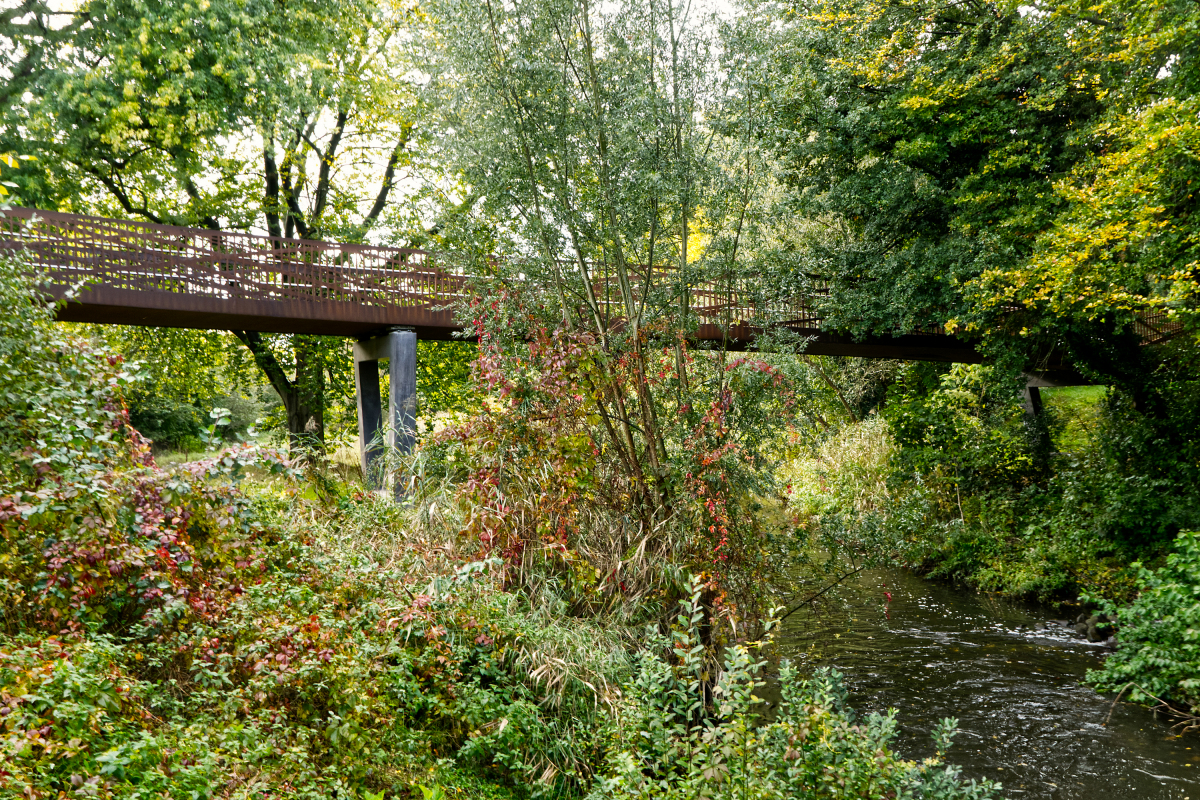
[0,207,984,361]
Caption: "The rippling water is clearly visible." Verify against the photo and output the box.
[779,569,1199,799]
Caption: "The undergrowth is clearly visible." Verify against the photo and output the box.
[1085,530,1200,724]
[0,259,995,797]
[782,364,1197,604]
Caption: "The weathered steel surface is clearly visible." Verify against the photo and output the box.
[0,208,465,337]
[0,207,985,359]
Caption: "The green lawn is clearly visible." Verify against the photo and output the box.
[1040,385,1107,454]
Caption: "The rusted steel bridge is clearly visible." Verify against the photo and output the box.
[4,206,1159,484]
[0,207,983,362]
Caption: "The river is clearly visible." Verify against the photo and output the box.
[779,568,1198,799]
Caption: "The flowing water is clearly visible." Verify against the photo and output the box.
[779,569,1199,799]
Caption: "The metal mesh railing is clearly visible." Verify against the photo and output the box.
[4,208,1174,348]
[0,208,471,312]
[0,208,831,335]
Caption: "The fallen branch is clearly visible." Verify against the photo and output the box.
[1105,681,1200,736]
[777,564,868,624]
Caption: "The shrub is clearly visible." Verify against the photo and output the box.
[421,313,803,627]
[587,583,999,800]
[1086,530,1200,716]
[884,363,1047,495]
[0,257,143,500]
[792,356,1192,602]
[127,400,204,451]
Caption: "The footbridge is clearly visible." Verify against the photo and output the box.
[0,207,986,357]
[0,207,1143,482]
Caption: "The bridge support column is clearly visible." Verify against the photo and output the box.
[1021,385,1043,416]
[353,329,417,496]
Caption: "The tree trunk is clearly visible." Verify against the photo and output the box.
[232,330,325,453]
[290,334,326,452]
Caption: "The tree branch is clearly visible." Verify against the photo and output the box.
[264,142,283,239]
[311,109,348,226]
[85,165,164,224]
[182,176,220,229]
[803,355,858,421]
[232,330,294,402]
[360,125,413,232]
[279,127,309,238]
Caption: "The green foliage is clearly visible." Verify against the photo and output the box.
[1086,531,1200,716]
[0,152,34,208]
[885,364,1046,494]
[242,332,357,450]
[780,365,1197,601]
[587,583,998,800]
[739,0,1200,385]
[827,353,1184,598]
[80,327,250,406]
[777,412,903,577]
[1039,386,1107,455]
[739,0,1090,339]
[3,0,423,236]
[126,400,204,451]
[0,255,142,502]
[417,340,479,418]
[77,325,265,450]
[1094,345,1200,535]
[418,0,837,631]
[0,263,473,796]
[979,0,1200,338]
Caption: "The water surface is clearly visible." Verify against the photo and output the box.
[780,569,1199,799]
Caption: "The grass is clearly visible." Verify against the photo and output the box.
[1041,385,1107,455]
[152,447,211,466]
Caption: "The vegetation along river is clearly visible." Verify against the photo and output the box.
[780,569,1199,799]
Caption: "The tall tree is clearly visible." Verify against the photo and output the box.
[737,0,1200,387]
[1,0,427,448]
[421,0,803,603]
[428,0,715,519]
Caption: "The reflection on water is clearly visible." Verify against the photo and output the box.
[779,569,1199,799]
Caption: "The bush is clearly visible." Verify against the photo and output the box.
[127,400,204,450]
[884,363,1046,495]
[128,394,260,452]
[0,257,143,503]
[420,317,803,628]
[587,583,999,800]
[1086,530,1200,716]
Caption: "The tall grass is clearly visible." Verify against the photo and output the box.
[779,414,896,523]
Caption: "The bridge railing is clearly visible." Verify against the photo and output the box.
[0,207,474,311]
[3,207,1182,348]
[547,259,830,333]
[0,208,833,334]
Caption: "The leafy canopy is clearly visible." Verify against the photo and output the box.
[739,0,1200,373]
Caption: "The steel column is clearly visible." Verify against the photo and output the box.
[389,330,418,460]
[353,329,417,493]
[1021,385,1044,416]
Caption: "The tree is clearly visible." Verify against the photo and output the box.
[420,0,814,618]
[980,0,1200,341]
[737,0,1200,388]
[426,0,722,518]
[1,0,429,449]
